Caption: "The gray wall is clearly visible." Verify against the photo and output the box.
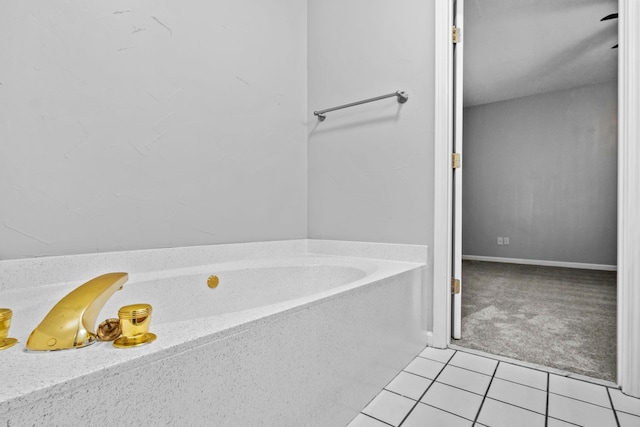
[462,81,617,265]
[307,0,435,247]
[0,1,308,259]
[2,1,438,261]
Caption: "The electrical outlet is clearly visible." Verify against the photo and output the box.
[504,237,510,245]
[497,237,503,245]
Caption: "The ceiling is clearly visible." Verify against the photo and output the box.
[463,0,618,107]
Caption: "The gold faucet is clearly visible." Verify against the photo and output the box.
[26,272,128,351]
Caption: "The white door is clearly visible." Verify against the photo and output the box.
[452,0,464,340]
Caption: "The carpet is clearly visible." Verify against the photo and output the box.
[456,260,617,382]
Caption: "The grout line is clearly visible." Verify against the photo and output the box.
[442,362,493,378]
[391,347,623,426]
[397,350,457,426]
[550,372,618,390]
[382,388,418,402]
[472,360,500,425]
[416,353,455,365]
[485,396,547,417]
[400,369,440,382]
[360,348,442,424]
[382,346,625,427]
[358,358,425,425]
[396,370,440,425]
[383,354,438,390]
[493,375,547,393]
[547,416,581,426]
[449,345,617,389]
[401,370,438,382]
[606,387,621,427]
[421,347,457,365]
[545,372,549,427]
[433,379,486,397]
[359,412,394,426]
[547,390,618,411]
[364,347,629,427]
[615,409,640,418]
[422,401,478,422]
[408,358,446,372]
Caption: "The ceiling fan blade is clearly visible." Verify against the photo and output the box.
[601,13,618,21]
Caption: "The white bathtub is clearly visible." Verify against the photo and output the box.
[0,240,428,426]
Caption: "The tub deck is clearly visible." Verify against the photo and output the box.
[0,240,428,426]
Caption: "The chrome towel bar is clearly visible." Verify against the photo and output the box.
[314,90,408,121]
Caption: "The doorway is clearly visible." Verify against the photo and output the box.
[455,0,619,382]
[433,0,640,397]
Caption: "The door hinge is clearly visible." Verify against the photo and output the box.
[451,278,461,294]
[452,26,460,44]
[452,152,461,169]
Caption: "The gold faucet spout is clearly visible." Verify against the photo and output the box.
[26,272,128,351]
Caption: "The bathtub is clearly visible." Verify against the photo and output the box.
[0,240,428,426]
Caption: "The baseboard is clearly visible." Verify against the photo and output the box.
[462,255,617,271]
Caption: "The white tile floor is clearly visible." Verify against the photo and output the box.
[349,347,640,427]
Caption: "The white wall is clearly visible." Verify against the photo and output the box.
[0,0,307,259]
[462,81,618,265]
[307,0,435,247]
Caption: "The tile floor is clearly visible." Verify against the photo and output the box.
[349,347,640,427]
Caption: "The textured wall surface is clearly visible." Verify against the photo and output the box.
[462,81,618,265]
[307,0,435,247]
[0,1,307,259]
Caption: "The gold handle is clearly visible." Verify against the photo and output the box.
[0,308,18,351]
[113,304,156,348]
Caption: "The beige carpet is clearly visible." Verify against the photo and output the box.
[457,260,617,381]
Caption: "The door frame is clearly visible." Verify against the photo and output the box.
[432,0,640,397]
